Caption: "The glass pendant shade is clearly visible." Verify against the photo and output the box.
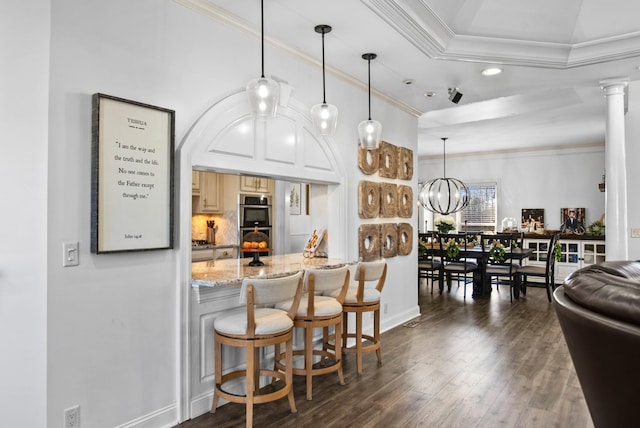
[311,24,338,136]
[359,53,381,149]
[246,0,279,117]
[311,102,338,135]
[358,119,382,149]
[418,137,470,215]
[247,76,279,116]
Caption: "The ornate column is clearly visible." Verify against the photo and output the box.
[600,78,629,260]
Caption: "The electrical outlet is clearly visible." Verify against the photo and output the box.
[63,241,79,267]
[631,228,640,238]
[64,405,80,428]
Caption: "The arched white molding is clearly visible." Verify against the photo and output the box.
[175,86,347,420]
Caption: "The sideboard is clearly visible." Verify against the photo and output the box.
[523,233,605,284]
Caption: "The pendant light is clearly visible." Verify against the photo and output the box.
[310,25,338,136]
[358,53,382,149]
[418,138,470,215]
[246,0,279,117]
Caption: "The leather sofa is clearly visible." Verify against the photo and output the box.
[553,261,640,428]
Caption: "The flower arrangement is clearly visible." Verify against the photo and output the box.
[489,240,506,262]
[445,238,460,259]
[587,220,605,236]
[434,216,456,234]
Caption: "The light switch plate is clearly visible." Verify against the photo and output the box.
[63,241,79,267]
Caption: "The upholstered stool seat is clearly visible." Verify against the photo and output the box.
[275,265,350,400]
[338,260,387,375]
[211,271,304,428]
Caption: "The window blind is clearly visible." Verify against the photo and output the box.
[460,183,497,231]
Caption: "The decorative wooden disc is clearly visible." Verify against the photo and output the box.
[358,146,379,175]
[381,223,398,258]
[397,185,413,218]
[358,180,380,219]
[379,141,398,179]
[379,183,397,218]
[397,147,413,180]
[358,224,381,261]
[397,223,413,256]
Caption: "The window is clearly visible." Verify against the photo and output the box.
[458,183,497,232]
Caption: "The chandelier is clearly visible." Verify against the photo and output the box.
[418,137,469,215]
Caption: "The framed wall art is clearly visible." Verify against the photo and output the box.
[290,182,301,215]
[521,208,544,232]
[91,93,175,253]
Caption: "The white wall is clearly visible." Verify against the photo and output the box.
[0,1,49,427]
[419,147,606,230]
[625,81,640,259]
[41,0,418,427]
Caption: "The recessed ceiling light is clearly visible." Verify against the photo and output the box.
[482,67,502,76]
[424,91,436,97]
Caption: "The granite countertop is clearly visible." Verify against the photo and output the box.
[192,253,354,288]
[192,244,239,250]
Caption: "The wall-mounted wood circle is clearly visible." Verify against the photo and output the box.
[358,181,380,219]
[359,224,381,261]
[397,147,413,180]
[397,223,413,256]
[358,146,379,175]
[379,141,398,179]
[381,223,398,258]
[380,183,397,218]
[397,185,413,218]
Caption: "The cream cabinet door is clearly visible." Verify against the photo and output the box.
[200,172,222,213]
[192,170,201,193]
[240,176,269,193]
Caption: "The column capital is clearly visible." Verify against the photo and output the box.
[600,77,629,95]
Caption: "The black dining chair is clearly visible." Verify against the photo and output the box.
[437,232,478,299]
[418,231,443,293]
[480,233,521,302]
[520,233,558,302]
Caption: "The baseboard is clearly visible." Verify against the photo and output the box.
[114,404,178,428]
[380,305,421,334]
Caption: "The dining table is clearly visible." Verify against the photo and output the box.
[426,245,533,298]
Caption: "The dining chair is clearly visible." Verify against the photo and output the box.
[438,233,478,299]
[480,233,521,302]
[274,265,350,400]
[418,231,443,293]
[211,271,304,428]
[520,233,558,302]
[337,260,387,375]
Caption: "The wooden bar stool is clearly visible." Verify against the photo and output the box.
[339,260,387,375]
[210,271,303,428]
[275,264,350,400]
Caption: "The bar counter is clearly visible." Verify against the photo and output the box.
[192,253,354,288]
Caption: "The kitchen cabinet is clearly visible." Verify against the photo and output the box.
[193,172,222,213]
[192,170,201,193]
[240,175,269,193]
[524,236,605,283]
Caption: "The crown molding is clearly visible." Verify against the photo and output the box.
[363,0,640,69]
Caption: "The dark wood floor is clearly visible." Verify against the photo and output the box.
[176,278,594,428]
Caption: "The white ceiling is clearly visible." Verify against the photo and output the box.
[190,0,640,158]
